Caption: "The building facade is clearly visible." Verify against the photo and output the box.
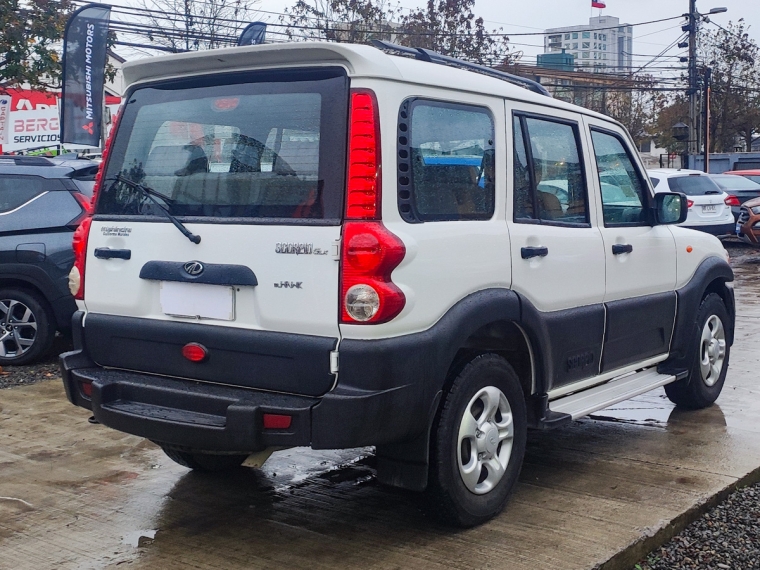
[544,16,633,73]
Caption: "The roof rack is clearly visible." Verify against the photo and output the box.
[370,40,551,97]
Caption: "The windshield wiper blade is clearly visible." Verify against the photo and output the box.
[113,175,201,244]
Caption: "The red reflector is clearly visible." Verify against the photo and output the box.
[80,381,92,397]
[263,414,292,429]
[182,343,208,363]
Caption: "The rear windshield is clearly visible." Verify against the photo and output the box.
[667,175,722,196]
[711,174,760,190]
[97,68,348,223]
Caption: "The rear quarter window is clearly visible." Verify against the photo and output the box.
[397,99,495,222]
[0,176,46,213]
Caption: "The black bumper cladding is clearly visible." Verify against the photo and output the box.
[62,365,316,452]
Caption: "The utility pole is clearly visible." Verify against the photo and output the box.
[703,66,711,173]
[687,0,699,157]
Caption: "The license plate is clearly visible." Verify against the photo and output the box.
[159,281,235,320]
[702,205,717,213]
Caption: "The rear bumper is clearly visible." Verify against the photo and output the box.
[682,221,736,237]
[60,312,429,453]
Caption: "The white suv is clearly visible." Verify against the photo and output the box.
[61,42,735,527]
[648,168,735,236]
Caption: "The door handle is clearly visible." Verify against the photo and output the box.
[94,247,132,260]
[612,244,633,255]
[521,246,549,259]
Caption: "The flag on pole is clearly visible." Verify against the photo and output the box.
[61,3,111,147]
[592,1,606,8]
[238,22,267,46]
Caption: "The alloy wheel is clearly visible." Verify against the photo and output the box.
[700,314,726,387]
[0,299,38,359]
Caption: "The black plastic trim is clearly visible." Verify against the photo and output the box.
[139,260,257,286]
[94,247,132,260]
[83,314,336,396]
[659,257,735,374]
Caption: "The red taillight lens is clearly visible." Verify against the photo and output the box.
[69,216,92,300]
[80,381,92,398]
[687,199,694,209]
[92,108,121,210]
[263,414,292,429]
[725,195,740,207]
[340,221,405,324]
[346,90,381,220]
[182,343,208,363]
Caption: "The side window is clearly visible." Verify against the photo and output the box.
[0,176,46,213]
[512,114,589,225]
[590,129,648,226]
[398,99,495,222]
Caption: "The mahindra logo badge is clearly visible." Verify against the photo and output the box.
[183,261,204,276]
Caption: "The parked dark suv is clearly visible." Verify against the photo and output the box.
[0,155,97,365]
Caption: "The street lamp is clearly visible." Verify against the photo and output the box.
[672,122,689,142]
[707,7,727,14]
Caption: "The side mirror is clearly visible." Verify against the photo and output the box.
[654,192,688,225]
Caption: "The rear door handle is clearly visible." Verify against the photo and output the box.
[521,246,549,259]
[612,244,633,255]
[94,247,132,260]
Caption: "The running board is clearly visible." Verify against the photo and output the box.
[548,368,677,420]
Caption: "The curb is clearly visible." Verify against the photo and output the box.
[594,464,760,570]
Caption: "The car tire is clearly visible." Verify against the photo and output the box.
[0,288,55,366]
[426,353,527,528]
[665,293,730,409]
[161,446,249,472]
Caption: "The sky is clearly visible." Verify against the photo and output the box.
[256,0,760,65]
[108,0,760,70]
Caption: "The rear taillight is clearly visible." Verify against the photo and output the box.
[91,108,121,210]
[69,216,92,300]
[340,221,405,323]
[724,195,740,207]
[340,90,405,324]
[67,191,92,229]
[346,90,381,220]
[687,199,694,209]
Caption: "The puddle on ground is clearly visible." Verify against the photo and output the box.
[588,389,674,428]
[122,529,157,548]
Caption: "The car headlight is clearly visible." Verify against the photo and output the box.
[752,206,760,215]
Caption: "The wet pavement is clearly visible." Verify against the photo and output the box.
[1,242,759,570]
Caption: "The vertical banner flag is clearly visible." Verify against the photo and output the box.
[61,3,111,146]
[0,95,11,144]
[238,22,267,46]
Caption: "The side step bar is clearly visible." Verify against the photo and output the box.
[549,368,677,420]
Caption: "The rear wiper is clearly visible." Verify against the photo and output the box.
[112,175,201,244]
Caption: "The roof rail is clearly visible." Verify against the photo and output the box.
[370,40,551,97]
[0,156,56,166]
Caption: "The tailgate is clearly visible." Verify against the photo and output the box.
[82,67,348,394]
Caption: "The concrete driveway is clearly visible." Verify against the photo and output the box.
[1,243,759,570]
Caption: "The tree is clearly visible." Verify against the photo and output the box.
[280,0,399,44]
[139,0,261,51]
[652,96,690,153]
[0,0,73,91]
[700,20,760,152]
[604,76,667,149]
[396,0,514,66]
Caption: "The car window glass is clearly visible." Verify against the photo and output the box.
[513,115,588,225]
[99,69,348,222]
[667,175,722,196]
[590,130,648,226]
[405,101,495,222]
[649,176,659,187]
[0,176,46,213]
[712,175,760,190]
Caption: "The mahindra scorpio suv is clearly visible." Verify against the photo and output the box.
[60,42,735,527]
